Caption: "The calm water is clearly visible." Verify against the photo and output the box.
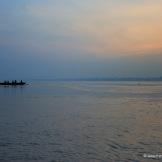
[0,81,162,162]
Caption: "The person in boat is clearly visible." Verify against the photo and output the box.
[0,80,26,85]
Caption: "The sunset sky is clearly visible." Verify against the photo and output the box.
[0,0,162,79]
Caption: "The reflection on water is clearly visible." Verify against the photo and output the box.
[0,81,162,162]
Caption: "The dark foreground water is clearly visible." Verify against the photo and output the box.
[0,81,162,162]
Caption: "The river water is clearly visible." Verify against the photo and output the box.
[0,81,162,162]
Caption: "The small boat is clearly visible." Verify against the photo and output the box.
[0,80,26,86]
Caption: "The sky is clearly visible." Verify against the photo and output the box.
[0,0,162,79]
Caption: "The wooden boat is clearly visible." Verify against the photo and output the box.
[0,80,26,86]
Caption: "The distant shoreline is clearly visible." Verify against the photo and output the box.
[32,77,162,82]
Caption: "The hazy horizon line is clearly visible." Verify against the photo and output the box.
[31,76,162,81]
